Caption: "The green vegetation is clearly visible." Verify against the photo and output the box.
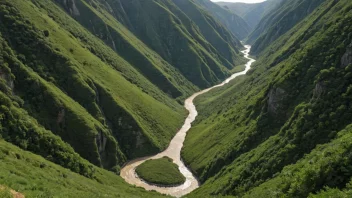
[182,0,352,197]
[0,0,247,196]
[247,0,325,54]
[0,0,247,171]
[217,0,282,29]
[98,0,246,88]
[3,0,351,197]
[0,139,168,198]
[0,187,13,198]
[0,0,186,170]
[191,0,251,40]
[230,64,246,73]
[136,157,186,186]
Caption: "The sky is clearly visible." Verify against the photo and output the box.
[211,0,267,3]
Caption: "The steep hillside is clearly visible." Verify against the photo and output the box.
[172,0,244,66]
[247,0,325,55]
[217,0,282,29]
[53,0,197,97]
[192,0,251,40]
[183,0,352,196]
[0,0,190,171]
[0,0,249,196]
[95,0,246,88]
[0,140,167,197]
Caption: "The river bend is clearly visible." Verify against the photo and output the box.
[120,45,255,197]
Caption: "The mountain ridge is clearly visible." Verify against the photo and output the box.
[2,0,352,197]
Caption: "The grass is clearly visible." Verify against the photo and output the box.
[0,0,186,165]
[0,139,168,198]
[182,0,352,196]
[135,157,186,186]
[230,64,246,73]
[0,187,13,198]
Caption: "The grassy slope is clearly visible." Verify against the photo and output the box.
[192,0,251,40]
[183,0,352,196]
[57,0,198,99]
[98,0,244,89]
[242,124,352,198]
[28,0,185,149]
[0,0,186,171]
[217,0,282,29]
[136,157,186,186]
[247,0,325,55]
[171,0,246,68]
[0,139,168,198]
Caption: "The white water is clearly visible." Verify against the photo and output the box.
[120,45,255,197]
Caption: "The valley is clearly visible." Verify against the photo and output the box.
[1,0,352,197]
[121,45,255,197]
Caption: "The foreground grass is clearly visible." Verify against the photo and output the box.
[0,187,13,198]
[136,157,185,186]
[0,140,168,198]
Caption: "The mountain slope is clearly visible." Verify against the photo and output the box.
[217,0,282,29]
[171,0,245,67]
[0,140,167,197]
[0,0,249,196]
[84,0,246,89]
[53,0,198,97]
[192,0,251,40]
[247,0,326,55]
[0,0,189,169]
[182,0,352,196]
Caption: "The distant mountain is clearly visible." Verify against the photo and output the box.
[217,0,282,29]
[247,0,326,55]
[191,0,251,40]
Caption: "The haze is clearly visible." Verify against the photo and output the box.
[211,0,267,3]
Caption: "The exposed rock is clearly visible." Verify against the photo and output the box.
[62,0,80,16]
[267,87,287,115]
[135,130,146,148]
[312,82,325,99]
[96,130,107,154]
[341,41,352,68]
[0,69,14,90]
[56,108,65,125]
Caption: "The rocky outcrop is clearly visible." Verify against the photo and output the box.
[62,0,80,16]
[0,69,14,90]
[267,87,287,115]
[312,82,325,99]
[96,130,107,154]
[341,41,352,68]
[56,108,65,125]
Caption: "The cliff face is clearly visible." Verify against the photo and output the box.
[267,87,287,116]
[341,41,352,68]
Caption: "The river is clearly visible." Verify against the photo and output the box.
[120,45,255,197]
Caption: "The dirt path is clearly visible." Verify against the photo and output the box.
[120,45,255,197]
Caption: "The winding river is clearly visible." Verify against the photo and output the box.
[120,45,255,197]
